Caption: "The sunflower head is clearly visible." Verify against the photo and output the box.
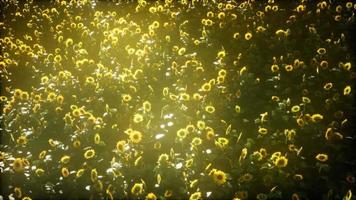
[274,156,288,168]
[131,183,144,195]
[130,130,142,144]
[12,158,24,173]
[211,169,227,185]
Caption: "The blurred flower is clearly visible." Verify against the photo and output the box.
[91,168,98,182]
[343,85,351,96]
[189,192,202,200]
[244,32,252,40]
[274,156,288,168]
[145,193,157,200]
[131,183,144,196]
[177,128,188,139]
[84,149,95,159]
[211,169,227,185]
[12,158,24,173]
[158,154,169,165]
[205,105,215,114]
[60,155,70,164]
[61,167,69,177]
[315,153,328,162]
[129,130,143,143]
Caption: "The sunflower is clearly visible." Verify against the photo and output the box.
[317,47,326,55]
[54,55,62,63]
[116,140,126,152]
[189,192,202,200]
[291,105,300,113]
[186,124,196,133]
[20,91,29,100]
[65,38,73,47]
[192,137,202,146]
[131,183,144,195]
[342,62,352,71]
[291,193,300,200]
[73,140,81,148]
[323,82,333,90]
[153,142,161,149]
[252,151,263,161]
[72,108,81,117]
[235,105,241,113]
[215,137,229,149]
[201,82,211,92]
[12,158,24,173]
[217,50,226,58]
[256,193,267,200]
[180,93,190,101]
[35,168,45,177]
[311,114,323,122]
[38,150,47,160]
[236,191,248,199]
[84,149,95,159]
[302,96,311,104]
[218,69,227,76]
[285,64,293,72]
[259,148,267,158]
[158,154,169,165]
[343,85,351,96]
[212,169,227,185]
[315,153,328,162]
[61,167,69,177]
[122,94,132,102]
[178,47,186,55]
[87,116,96,124]
[240,173,253,182]
[145,193,157,200]
[346,175,355,184]
[164,190,172,198]
[91,168,98,182]
[47,92,57,102]
[143,101,151,112]
[271,64,279,73]
[16,135,28,146]
[193,93,203,100]
[293,174,303,181]
[0,96,7,102]
[60,155,70,164]
[14,187,22,198]
[244,32,252,40]
[274,156,288,168]
[75,169,84,178]
[177,128,188,139]
[94,133,101,144]
[0,151,5,161]
[133,114,144,123]
[205,105,215,114]
[271,96,280,102]
[258,127,268,135]
[55,107,62,114]
[296,118,305,127]
[14,89,22,99]
[206,129,215,140]
[197,120,205,130]
[129,130,142,144]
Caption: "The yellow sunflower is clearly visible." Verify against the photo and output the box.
[211,169,227,185]
[12,158,24,173]
[129,130,142,144]
[131,183,144,195]
[84,149,95,159]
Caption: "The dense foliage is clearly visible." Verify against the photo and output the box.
[0,0,355,199]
